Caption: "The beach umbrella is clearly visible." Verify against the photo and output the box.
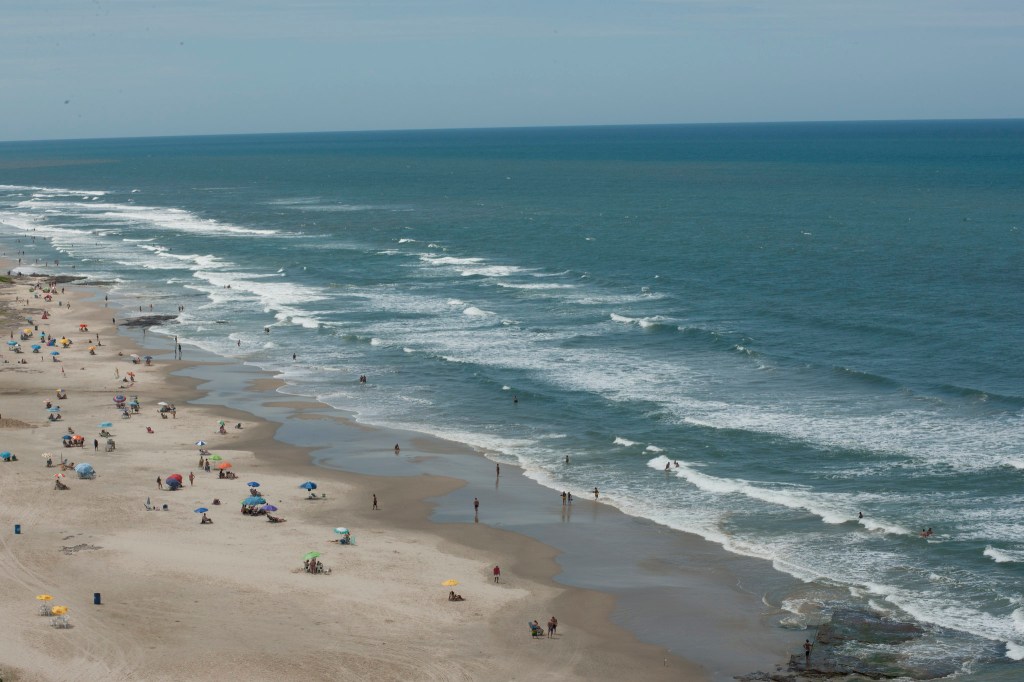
[194,439,206,447]
[74,463,94,474]
[54,473,65,479]
[99,422,113,428]
[32,344,42,350]
[36,595,54,601]
[0,452,11,461]
[87,346,95,351]
[304,551,321,560]
[166,478,182,490]
[72,435,84,442]
[441,579,459,587]
[334,527,350,535]
[41,452,53,459]
[7,340,18,346]
[62,435,72,441]
[242,496,266,506]
[144,355,153,360]
[51,606,68,615]
[246,481,260,488]
[167,473,183,482]
[217,462,232,469]
[260,504,278,512]
[218,420,226,426]
[194,507,209,514]
[208,454,222,461]
[114,395,125,402]
[299,481,317,490]
[50,351,60,356]
[48,407,61,412]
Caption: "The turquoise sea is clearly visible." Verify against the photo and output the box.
[2,121,1023,678]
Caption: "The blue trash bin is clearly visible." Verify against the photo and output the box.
[14,524,20,534]
[93,592,101,605]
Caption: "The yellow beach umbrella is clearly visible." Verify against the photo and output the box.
[441,579,459,587]
[36,594,54,601]
[51,606,68,615]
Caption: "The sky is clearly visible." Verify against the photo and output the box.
[1,0,1023,141]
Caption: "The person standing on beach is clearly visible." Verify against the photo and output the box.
[372,494,378,510]
[93,439,98,450]
[496,463,500,477]
[593,487,599,499]
[474,497,479,514]
[394,443,400,455]
[804,639,812,666]
[156,476,162,490]
[493,565,500,583]
[188,472,195,487]
[561,491,567,506]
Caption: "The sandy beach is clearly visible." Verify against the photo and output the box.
[0,270,715,681]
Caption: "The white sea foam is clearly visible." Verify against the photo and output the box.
[648,456,852,525]
[398,238,417,243]
[462,306,493,317]
[983,546,1024,563]
[613,437,637,447]
[645,445,663,452]
[1006,641,1024,660]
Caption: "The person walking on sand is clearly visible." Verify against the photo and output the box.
[474,497,479,514]
[496,463,500,477]
[156,476,162,490]
[493,565,500,583]
[547,616,556,637]
[804,639,812,666]
[593,487,599,499]
[372,494,378,510]
[189,472,195,487]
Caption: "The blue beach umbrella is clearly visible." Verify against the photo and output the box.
[299,481,317,490]
[74,463,95,477]
[7,340,18,346]
[194,507,209,514]
[246,481,260,488]
[260,504,278,512]
[99,422,113,428]
[48,407,61,412]
[0,452,11,461]
[31,344,41,350]
[334,527,349,535]
[242,496,266,506]
[50,351,60,356]
[62,435,72,441]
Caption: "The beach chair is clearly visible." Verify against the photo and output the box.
[50,615,70,629]
[38,604,52,616]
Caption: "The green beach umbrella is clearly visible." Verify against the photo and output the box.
[208,454,222,461]
[303,551,321,560]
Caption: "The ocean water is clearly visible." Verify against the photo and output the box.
[2,121,1023,677]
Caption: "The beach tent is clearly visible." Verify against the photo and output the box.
[0,452,12,461]
[74,463,95,479]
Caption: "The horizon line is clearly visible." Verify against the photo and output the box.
[2,116,1023,146]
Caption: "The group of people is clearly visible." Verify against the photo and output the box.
[920,528,935,538]
[447,591,465,601]
[529,617,558,638]
[303,558,328,574]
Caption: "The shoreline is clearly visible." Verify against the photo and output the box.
[0,267,718,680]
